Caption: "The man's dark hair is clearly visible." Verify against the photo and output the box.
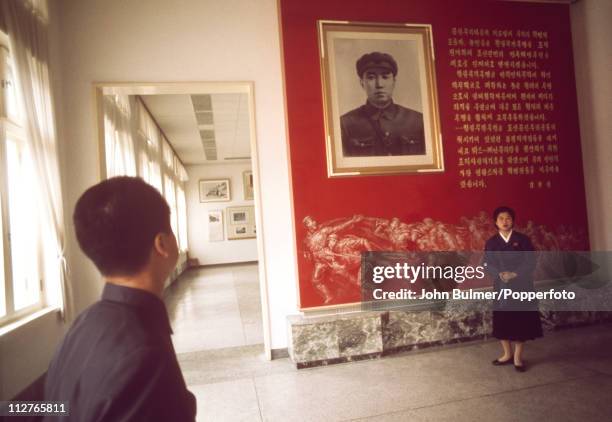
[73,176,171,276]
[492,206,516,222]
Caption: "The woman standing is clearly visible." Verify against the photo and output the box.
[485,206,543,372]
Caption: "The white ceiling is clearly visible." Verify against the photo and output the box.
[140,93,251,165]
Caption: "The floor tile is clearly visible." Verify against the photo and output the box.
[353,375,612,422]
[190,378,262,422]
[179,345,294,386]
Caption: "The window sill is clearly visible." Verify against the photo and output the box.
[0,306,62,338]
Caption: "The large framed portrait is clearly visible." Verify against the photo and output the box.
[199,179,230,202]
[318,21,444,177]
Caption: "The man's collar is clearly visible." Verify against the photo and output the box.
[102,283,173,334]
[363,101,398,120]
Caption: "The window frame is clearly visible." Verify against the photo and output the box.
[0,36,47,327]
[0,107,46,327]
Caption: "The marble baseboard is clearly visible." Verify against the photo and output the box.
[288,309,611,369]
[296,351,382,369]
[541,310,612,330]
[287,312,382,366]
[271,348,289,359]
[382,306,489,354]
[383,334,488,356]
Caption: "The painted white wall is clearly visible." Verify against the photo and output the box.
[571,0,612,251]
[186,163,258,265]
[54,0,297,348]
[3,0,300,397]
[0,310,66,399]
[53,0,298,352]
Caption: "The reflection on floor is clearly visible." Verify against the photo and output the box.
[177,321,612,421]
[164,263,263,354]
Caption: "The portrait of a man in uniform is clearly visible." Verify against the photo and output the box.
[318,21,443,176]
[340,52,425,157]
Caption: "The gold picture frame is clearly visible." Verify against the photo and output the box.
[318,20,444,177]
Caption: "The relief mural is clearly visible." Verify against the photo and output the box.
[302,213,587,305]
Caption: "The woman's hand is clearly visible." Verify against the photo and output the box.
[499,271,517,283]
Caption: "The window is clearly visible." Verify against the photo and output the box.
[6,137,41,311]
[4,47,20,124]
[177,185,188,252]
[103,95,136,177]
[161,138,175,239]
[0,38,44,323]
[0,182,5,318]
[162,140,174,169]
[164,175,178,241]
[138,106,162,193]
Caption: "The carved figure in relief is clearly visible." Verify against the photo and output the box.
[328,233,375,287]
[374,217,414,250]
[303,215,364,303]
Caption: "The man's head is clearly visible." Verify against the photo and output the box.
[73,176,178,279]
[327,233,338,248]
[356,52,398,108]
[303,216,318,232]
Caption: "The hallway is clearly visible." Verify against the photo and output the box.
[175,320,612,421]
[165,263,263,354]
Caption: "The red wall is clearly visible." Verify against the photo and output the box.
[279,0,589,309]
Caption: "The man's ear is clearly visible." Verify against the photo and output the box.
[153,232,171,258]
[359,78,365,89]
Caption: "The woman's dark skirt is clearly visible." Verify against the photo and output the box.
[492,310,543,341]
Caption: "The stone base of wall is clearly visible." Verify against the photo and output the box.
[287,308,612,369]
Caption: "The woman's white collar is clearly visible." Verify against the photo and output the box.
[499,230,513,243]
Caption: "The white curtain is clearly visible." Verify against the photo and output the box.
[1,0,71,319]
[104,94,137,177]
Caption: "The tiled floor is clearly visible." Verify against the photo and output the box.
[165,266,612,421]
[164,263,263,354]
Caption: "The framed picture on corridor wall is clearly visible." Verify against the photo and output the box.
[199,179,230,202]
[243,170,254,200]
[226,206,256,240]
[207,210,224,242]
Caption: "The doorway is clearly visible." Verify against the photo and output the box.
[94,82,271,358]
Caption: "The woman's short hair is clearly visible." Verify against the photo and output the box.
[492,206,516,222]
[73,176,171,276]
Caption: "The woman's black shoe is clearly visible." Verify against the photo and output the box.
[514,363,527,372]
[492,357,513,366]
